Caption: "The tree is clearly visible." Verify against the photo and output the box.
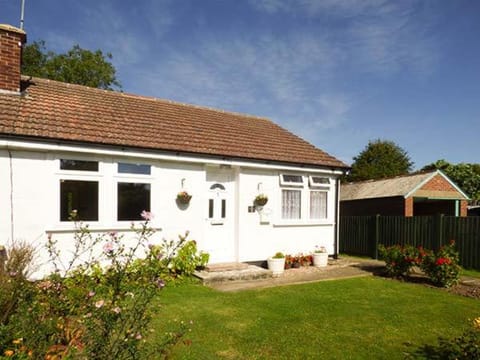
[346,139,413,182]
[421,160,480,201]
[22,40,121,90]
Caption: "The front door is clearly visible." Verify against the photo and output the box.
[204,168,236,263]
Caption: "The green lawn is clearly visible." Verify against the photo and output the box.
[151,277,480,359]
[461,268,480,278]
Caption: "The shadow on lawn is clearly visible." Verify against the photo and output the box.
[351,262,437,286]
[404,336,476,360]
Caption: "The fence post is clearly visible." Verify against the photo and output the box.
[374,214,380,259]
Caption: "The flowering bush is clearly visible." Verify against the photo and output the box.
[378,244,420,278]
[420,240,460,288]
[380,241,461,288]
[0,211,202,359]
[0,241,37,358]
[284,255,294,269]
[286,253,313,268]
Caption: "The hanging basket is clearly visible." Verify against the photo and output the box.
[177,191,192,205]
[254,194,268,207]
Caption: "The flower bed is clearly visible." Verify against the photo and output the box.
[379,241,460,287]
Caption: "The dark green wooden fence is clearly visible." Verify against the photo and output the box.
[340,215,480,269]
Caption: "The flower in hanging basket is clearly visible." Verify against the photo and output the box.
[177,191,192,204]
[254,193,268,206]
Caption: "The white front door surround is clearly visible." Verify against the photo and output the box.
[204,167,236,263]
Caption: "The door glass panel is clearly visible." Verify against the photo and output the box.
[208,199,214,218]
[221,199,226,218]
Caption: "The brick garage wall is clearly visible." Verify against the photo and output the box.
[405,197,413,216]
[420,174,458,192]
[415,174,468,217]
[340,196,405,216]
[461,200,468,217]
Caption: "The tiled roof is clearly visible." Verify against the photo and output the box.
[341,172,436,200]
[0,76,348,169]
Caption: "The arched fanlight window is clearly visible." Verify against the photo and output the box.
[210,183,226,191]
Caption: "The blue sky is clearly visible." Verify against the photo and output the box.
[2,0,479,168]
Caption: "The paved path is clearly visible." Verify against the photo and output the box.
[208,258,385,292]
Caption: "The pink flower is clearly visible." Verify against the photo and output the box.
[135,333,142,340]
[87,291,95,298]
[112,307,121,314]
[95,300,105,308]
[140,210,153,221]
[103,242,114,254]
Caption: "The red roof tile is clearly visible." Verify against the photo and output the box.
[0,77,348,169]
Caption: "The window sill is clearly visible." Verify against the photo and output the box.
[272,220,334,227]
[46,223,162,234]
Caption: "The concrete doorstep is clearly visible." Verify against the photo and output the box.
[194,258,384,292]
[194,264,272,285]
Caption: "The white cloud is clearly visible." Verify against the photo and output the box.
[130,31,340,113]
[144,0,175,39]
[250,0,439,77]
[250,0,392,17]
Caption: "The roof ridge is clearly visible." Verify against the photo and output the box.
[22,75,273,123]
[343,170,436,185]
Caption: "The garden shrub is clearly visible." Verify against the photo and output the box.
[420,241,460,288]
[0,211,201,359]
[413,317,480,359]
[148,231,209,278]
[378,244,419,278]
[0,241,37,356]
[380,241,461,288]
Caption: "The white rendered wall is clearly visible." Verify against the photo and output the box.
[236,168,337,261]
[1,144,340,277]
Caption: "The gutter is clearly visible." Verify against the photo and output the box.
[0,138,347,175]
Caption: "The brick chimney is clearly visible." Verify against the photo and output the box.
[0,24,26,93]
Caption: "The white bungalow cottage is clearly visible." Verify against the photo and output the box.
[0,24,348,276]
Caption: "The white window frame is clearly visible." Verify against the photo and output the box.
[279,174,304,221]
[279,174,304,187]
[276,173,333,226]
[281,188,302,220]
[114,161,153,223]
[56,157,102,224]
[308,175,331,188]
[309,190,328,220]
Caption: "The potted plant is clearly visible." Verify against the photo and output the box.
[267,252,285,275]
[313,246,328,267]
[291,254,302,268]
[176,191,192,205]
[254,194,268,207]
[284,254,293,269]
